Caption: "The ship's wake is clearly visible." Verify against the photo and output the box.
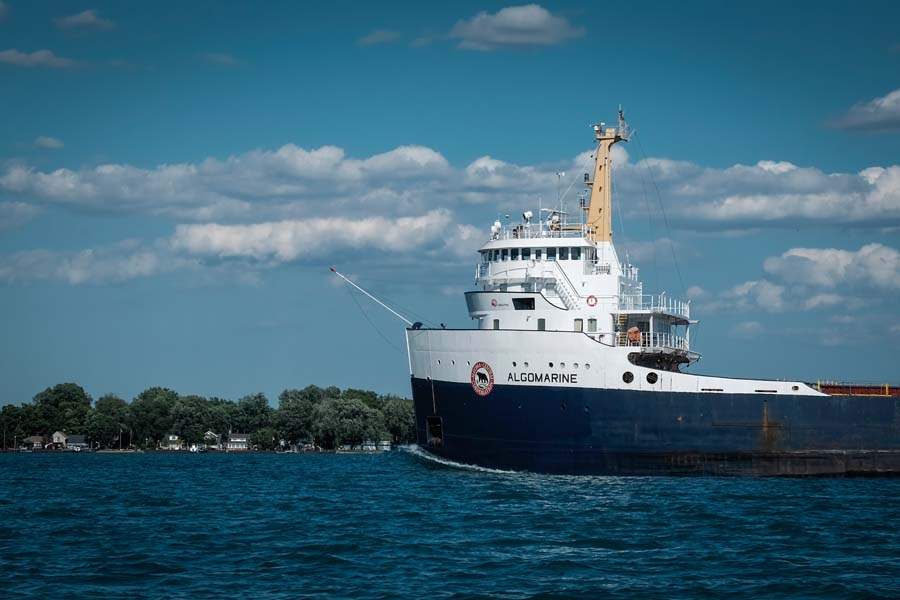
[397,444,520,475]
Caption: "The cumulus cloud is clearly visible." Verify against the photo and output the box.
[358,30,401,46]
[616,157,900,229]
[830,88,900,133]
[2,136,898,231]
[0,49,76,68]
[763,243,900,291]
[0,202,41,231]
[55,9,115,31]
[170,210,455,262]
[0,240,188,285]
[34,136,64,149]
[450,4,584,50]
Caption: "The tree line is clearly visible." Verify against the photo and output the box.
[0,383,416,450]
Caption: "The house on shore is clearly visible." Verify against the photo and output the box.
[204,431,221,450]
[163,434,183,451]
[23,435,47,450]
[67,434,88,451]
[226,433,249,451]
[52,431,67,448]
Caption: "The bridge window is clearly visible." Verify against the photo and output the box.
[534,248,542,261]
[501,248,509,261]
[513,298,535,310]
[537,318,546,331]
[574,318,583,332]
[510,248,519,260]
[587,318,597,332]
[522,248,531,260]
[559,247,569,260]
[571,247,581,260]
[547,248,557,261]
[491,250,499,261]
[492,319,500,330]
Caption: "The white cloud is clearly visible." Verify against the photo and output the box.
[171,210,455,261]
[763,243,900,291]
[197,52,244,67]
[830,88,900,133]
[0,49,76,68]
[2,137,898,231]
[616,158,900,229]
[55,9,115,31]
[0,202,40,231]
[358,30,401,46]
[450,4,584,51]
[0,240,188,285]
[34,136,64,149]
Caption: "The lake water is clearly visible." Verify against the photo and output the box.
[1,450,899,599]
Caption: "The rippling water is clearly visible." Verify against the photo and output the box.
[1,450,899,599]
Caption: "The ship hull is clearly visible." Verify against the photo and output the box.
[411,377,900,476]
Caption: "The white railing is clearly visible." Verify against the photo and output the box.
[619,294,690,319]
[491,222,587,240]
[584,261,611,275]
[616,331,690,351]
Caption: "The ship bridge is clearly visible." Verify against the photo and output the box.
[465,109,699,369]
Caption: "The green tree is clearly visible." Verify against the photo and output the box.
[381,396,415,444]
[250,427,278,451]
[234,393,272,433]
[129,387,178,447]
[32,382,93,434]
[87,394,129,448]
[171,395,211,445]
[342,388,382,411]
[275,387,322,445]
[1,404,35,448]
[312,397,383,449]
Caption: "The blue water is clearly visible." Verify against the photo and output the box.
[1,450,899,599]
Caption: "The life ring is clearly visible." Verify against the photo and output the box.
[586,295,598,307]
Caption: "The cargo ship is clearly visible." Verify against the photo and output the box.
[396,110,899,475]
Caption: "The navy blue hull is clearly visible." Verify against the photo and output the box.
[411,377,900,475]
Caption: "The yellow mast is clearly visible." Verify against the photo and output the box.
[585,108,629,242]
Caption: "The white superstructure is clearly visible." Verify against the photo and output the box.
[407,110,823,397]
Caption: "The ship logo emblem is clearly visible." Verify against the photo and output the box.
[470,361,494,396]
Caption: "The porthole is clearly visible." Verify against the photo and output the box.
[573,362,579,369]
[512,361,517,367]
[437,359,441,365]
[523,362,529,368]
[467,361,471,366]
[559,362,566,369]
[585,363,590,370]
[549,362,554,368]
[646,372,658,384]
[623,371,634,383]
[451,360,455,365]
[792,385,799,391]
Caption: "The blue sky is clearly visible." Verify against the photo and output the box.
[1,1,899,404]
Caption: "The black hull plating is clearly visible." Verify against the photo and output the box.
[411,377,900,475]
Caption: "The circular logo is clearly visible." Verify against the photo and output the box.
[490,298,498,307]
[470,361,494,396]
[586,295,598,307]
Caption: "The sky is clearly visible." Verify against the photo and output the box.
[1,0,899,404]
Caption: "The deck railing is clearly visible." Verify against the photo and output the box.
[616,331,690,351]
[619,294,690,319]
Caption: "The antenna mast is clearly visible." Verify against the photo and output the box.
[585,107,630,242]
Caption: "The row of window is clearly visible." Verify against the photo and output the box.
[434,358,592,371]
[491,318,599,333]
[481,247,592,263]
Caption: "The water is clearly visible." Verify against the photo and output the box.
[1,450,899,599]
